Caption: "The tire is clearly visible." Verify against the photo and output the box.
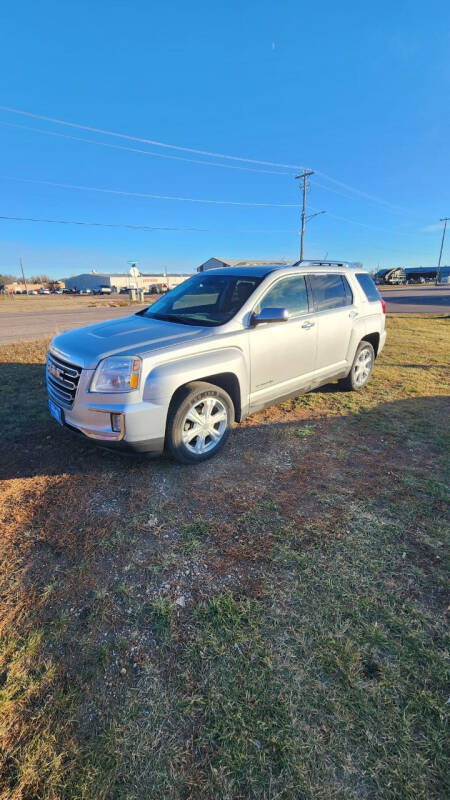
[339,340,375,392]
[166,381,235,464]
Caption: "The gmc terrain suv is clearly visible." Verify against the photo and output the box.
[46,261,386,463]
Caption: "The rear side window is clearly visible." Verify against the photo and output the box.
[356,273,381,302]
[309,274,353,311]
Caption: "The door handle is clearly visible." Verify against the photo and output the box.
[349,310,358,318]
[301,321,315,329]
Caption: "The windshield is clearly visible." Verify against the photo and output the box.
[140,273,263,326]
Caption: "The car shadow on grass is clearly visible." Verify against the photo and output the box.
[0,358,448,486]
[0,359,347,480]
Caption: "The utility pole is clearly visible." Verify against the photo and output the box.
[436,217,449,284]
[295,170,326,262]
[295,170,314,262]
[19,258,28,293]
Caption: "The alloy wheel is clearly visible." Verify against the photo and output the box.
[181,396,228,455]
[353,346,373,387]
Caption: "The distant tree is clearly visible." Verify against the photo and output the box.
[28,274,52,285]
[0,273,18,287]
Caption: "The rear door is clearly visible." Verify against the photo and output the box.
[248,274,317,408]
[307,273,354,375]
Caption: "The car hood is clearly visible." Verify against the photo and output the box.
[50,313,213,369]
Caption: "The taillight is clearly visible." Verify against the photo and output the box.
[380,298,386,314]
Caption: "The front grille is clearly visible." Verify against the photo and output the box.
[46,352,82,407]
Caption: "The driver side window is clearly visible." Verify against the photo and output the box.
[257,275,309,317]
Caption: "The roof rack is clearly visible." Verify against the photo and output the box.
[294,260,356,269]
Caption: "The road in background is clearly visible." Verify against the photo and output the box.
[0,305,147,344]
[380,285,450,314]
[0,286,448,344]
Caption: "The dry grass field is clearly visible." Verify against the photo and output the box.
[0,295,139,313]
[0,315,448,799]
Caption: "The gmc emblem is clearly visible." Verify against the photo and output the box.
[48,362,64,381]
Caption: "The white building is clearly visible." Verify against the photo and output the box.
[65,271,189,292]
[197,257,292,272]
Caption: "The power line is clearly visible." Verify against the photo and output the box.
[312,178,417,218]
[0,106,414,214]
[2,175,298,208]
[0,105,308,170]
[0,215,427,260]
[0,214,298,234]
[0,121,419,217]
[0,215,205,231]
[321,210,412,236]
[0,174,416,236]
[313,170,412,216]
[0,121,290,177]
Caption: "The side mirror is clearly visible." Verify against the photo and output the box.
[250,307,289,326]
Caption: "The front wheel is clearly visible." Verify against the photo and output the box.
[166,381,234,464]
[340,341,375,391]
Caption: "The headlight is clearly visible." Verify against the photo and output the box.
[90,356,141,393]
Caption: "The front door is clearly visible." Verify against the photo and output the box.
[248,274,317,409]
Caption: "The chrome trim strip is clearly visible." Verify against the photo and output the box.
[49,347,83,368]
[47,384,72,407]
[48,380,72,400]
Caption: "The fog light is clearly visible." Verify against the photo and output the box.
[111,413,123,433]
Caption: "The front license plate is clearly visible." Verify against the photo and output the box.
[48,398,63,425]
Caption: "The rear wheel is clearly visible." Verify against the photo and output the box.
[166,381,234,464]
[340,340,375,391]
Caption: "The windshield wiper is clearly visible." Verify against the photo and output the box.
[144,313,184,323]
[144,312,203,326]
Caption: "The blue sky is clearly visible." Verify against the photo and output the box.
[0,0,449,278]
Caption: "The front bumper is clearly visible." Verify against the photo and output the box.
[63,418,165,454]
[47,366,167,454]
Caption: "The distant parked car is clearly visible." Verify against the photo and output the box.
[79,288,92,295]
[408,277,426,285]
[39,288,50,294]
[28,290,38,295]
[93,285,112,295]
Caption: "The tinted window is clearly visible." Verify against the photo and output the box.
[142,273,261,326]
[356,273,381,302]
[257,275,309,316]
[309,274,352,311]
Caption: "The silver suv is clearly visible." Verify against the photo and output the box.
[46,262,386,463]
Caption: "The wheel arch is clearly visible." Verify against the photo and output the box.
[167,372,242,423]
[363,331,380,357]
[144,347,248,426]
